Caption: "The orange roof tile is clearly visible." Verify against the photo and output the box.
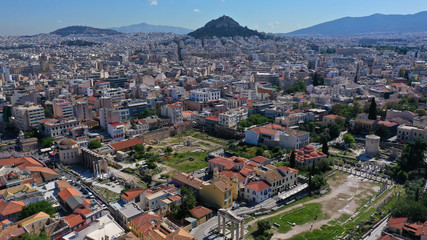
[189,206,213,219]
[121,188,145,201]
[58,187,82,201]
[63,214,84,228]
[110,138,144,151]
[0,201,25,216]
[245,181,270,191]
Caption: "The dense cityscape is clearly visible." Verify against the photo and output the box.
[0,7,426,240]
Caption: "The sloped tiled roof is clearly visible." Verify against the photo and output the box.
[189,206,212,219]
[0,201,25,216]
[245,181,271,192]
[121,188,145,201]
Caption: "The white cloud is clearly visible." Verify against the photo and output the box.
[57,19,62,23]
[193,9,200,13]
[149,0,157,6]
[268,21,280,29]
[253,24,259,30]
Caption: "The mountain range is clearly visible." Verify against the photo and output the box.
[287,11,427,36]
[110,22,192,34]
[51,26,121,36]
[188,15,265,39]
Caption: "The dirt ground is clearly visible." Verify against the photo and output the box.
[248,173,381,240]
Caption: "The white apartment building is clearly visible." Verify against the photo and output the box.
[107,123,125,141]
[13,103,46,131]
[161,104,183,125]
[40,119,81,137]
[397,125,427,142]
[241,89,257,100]
[53,99,74,119]
[279,129,310,149]
[219,108,248,127]
[190,88,221,102]
[101,88,125,104]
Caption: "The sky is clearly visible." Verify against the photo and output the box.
[0,0,427,35]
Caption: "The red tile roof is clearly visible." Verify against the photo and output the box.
[58,187,82,201]
[250,127,278,135]
[294,145,327,164]
[387,217,408,230]
[110,137,144,151]
[220,171,246,182]
[324,114,346,120]
[209,157,233,168]
[130,212,159,233]
[121,188,146,201]
[189,206,213,219]
[63,214,84,228]
[250,156,270,164]
[245,181,271,192]
[378,120,398,128]
[0,201,25,216]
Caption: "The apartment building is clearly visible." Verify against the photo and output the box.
[190,88,221,102]
[53,99,74,119]
[161,104,183,125]
[12,103,46,131]
[219,108,248,127]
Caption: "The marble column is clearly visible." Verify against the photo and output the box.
[240,221,244,239]
[235,222,240,240]
[218,214,221,233]
[231,222,235,239]
[222,217,226,235]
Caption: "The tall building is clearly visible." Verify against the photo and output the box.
[53,99,74,119]
[99,108,120,129]
[12,103,45,131]
[161,104,183,125]
[73,102,93,121]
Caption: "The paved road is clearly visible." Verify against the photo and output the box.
[362,216,389,240]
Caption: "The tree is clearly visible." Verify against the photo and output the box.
[368,97,377,120]
[257,219,272,234]
[20,232,49,240]
[40,137,54,148]
[322,138,329,156]
[375,125,391,140]
[170,187,197,220]
[289,150,296,168]
[309,174,326,191]
[286,81,307,94]
[343,133,355,146]
[329,124,341,139]
[397,138,427,171]
[88,140,102,149]
[44,109,53,118]
[19,201,55,220]
[312,72,319,86]
[164,146,173,154]
[134,143,145,153]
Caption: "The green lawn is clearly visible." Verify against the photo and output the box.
[289,187,401,240]
[163,151,208,173]
[270,203,328,233]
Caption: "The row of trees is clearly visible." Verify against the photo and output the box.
[239,114,273,128]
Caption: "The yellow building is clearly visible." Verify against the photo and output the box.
[189,206,213,226]
[213,169,242,200]
[200,180,233,209]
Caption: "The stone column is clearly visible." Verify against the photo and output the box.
[235,222,240,240]
[240,221,244,239]
[231,222,235,239]
[222,217,226,235]
[218,214,221,233]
